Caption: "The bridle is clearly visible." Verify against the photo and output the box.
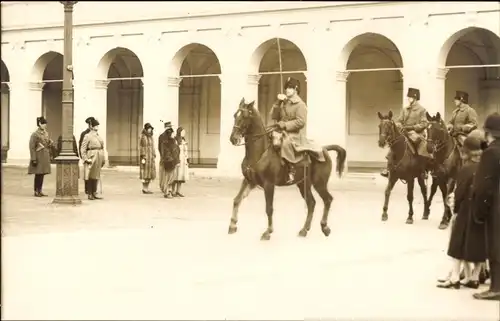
[232,107,278,146]
[427,123,448,154]
[380,119,403,147]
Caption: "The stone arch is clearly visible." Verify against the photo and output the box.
[97,47,144,166]
[440,27,500,124]
[1,60,10,162]
[250,37,308,126]
[340,32,404,164]
[30,50,64,82]
[175,43,222,168]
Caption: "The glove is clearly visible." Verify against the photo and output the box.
[278,121,286,129]
[30,160,37,167]
[277,94,287,101]
[141,157,146,165]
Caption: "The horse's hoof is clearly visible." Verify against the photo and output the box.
[438,222,449,230]
[228,226,237,234]
[321,226,331,237]
[260,233,271,241]
[406,218,414,224]
[298,230,308,237]
[381,214,388,222]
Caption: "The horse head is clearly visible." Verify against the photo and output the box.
[230,97,259,145]
[426,112,448,153]
[377,111,399,148]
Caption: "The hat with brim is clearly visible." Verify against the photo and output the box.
[90,118,100,127]
[484,113,500,138]
[144,122,154,130]
[85,117,95,125]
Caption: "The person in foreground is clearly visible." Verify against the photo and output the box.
[472,112,500,301]
[80,118,106,200]
[28,116,54,197]
[437,135,487,289]
[139,122,156,194]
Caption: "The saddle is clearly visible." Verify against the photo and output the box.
[271,131,324,166]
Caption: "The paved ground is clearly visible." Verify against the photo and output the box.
[2,167,498,320]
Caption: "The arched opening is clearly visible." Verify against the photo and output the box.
[343,33,404,165]
[101,47,144,166]
[177,44,221,168]
[255,38,307,126]
[1,60,10,162]
[33,52,64,147]
[442,27,500,124]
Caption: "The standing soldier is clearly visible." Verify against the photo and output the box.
[447,90,478,148]
[28,117,54,197]
[79,117,95,196]
[80,118,106,200]
[139,123,156,194]
[472,112,500,301]
[381,87,433,178]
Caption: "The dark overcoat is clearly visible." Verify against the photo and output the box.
[28,128,53,175]
[139,131,156,180]
[472,139,500,263]
[79,128,91,158]
[447,162,487,262]
[395,102,429,142]
[158,131,180,171]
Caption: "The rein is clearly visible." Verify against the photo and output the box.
[232,125,277,146]
[384,121,410,183]
[427,125,456,162]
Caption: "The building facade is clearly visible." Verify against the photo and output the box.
[1,1,499,174]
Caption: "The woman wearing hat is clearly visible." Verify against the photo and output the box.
[437,135,488,289]
[139,122,156,194]
[158,121,180,198]
[80,118,106,200]
[28,116,54,197]
[173,126,189,197]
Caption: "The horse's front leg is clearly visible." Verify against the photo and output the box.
[417,175,429,219]
[406,178,415,224]
[297,177,316,238]
[381,175,398,221]
[228,178,254,234]
[438,178,455,230]
[260,183,275,241]
[424,177,439,220]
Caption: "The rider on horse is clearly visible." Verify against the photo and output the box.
[271,77,319,184]
[381,87,433,178]
[446,90,478,150]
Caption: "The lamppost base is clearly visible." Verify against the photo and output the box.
[52,154,82,205]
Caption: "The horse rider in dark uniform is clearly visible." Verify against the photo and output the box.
[447,90,478,150]
[271,77,321,184]
[79,117,95,196]
[381,87,433,178]
[472,112,500,301]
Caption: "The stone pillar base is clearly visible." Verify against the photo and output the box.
[52,155,82,205]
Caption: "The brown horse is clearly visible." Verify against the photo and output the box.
[228,98,347,240]
[425,112,463,229]
[377,111,429,224]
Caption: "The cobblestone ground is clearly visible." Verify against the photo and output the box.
[2,167,498,320]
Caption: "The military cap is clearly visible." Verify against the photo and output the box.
[284,77,300,91]
[407,87,420,100]
[454,91,469,104]
[36,116,47,126]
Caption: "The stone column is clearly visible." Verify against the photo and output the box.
[432,68,449,117]
[93,80,110,164]
[216,72,246,177]
[246,74,261,104]
[8,82,45,162]
[73,79,94,140]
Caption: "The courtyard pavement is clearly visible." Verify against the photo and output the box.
[1,167,498,320]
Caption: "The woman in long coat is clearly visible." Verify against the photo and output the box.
[173,126,189,197]
[28,116,54,197]
[80,118,106,200]
[139,122,156,194]
[158,121,180,199]
[438,135,488,289]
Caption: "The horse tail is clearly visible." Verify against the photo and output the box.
[323,145,347,177]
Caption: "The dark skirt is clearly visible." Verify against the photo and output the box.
[447,204,487,263]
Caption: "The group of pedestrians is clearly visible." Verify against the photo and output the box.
[139,121,189,198]
[438,112,500,301]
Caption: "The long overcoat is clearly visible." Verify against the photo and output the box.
[159,134,180,171]
[139,131,156,180]
[472,139,500,263]
[80,131,105,180]
[28,128,53,175]
[447,162,487,262]
[448,104,479,144]
[395,102,429,142]
[175,138,189,182]
[270,95,323,163]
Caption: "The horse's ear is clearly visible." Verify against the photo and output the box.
[247,100,256,109]
[377,112,383,120]
[239,97,245,107]
[388,110,393,119]
[426,112,432,121]
[436,112,441,120]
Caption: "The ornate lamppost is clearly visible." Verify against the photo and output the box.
[53,1,81,205]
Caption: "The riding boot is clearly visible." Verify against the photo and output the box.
[84,180,89,195]
[142,180,153,194]
[380,151,393,178]
[286,163,296,184]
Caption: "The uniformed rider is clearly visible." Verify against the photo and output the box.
[381,87,433,177]
[271,77,308,184]
[446,90,478,146]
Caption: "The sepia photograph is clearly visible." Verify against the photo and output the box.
[1,1,499,319]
